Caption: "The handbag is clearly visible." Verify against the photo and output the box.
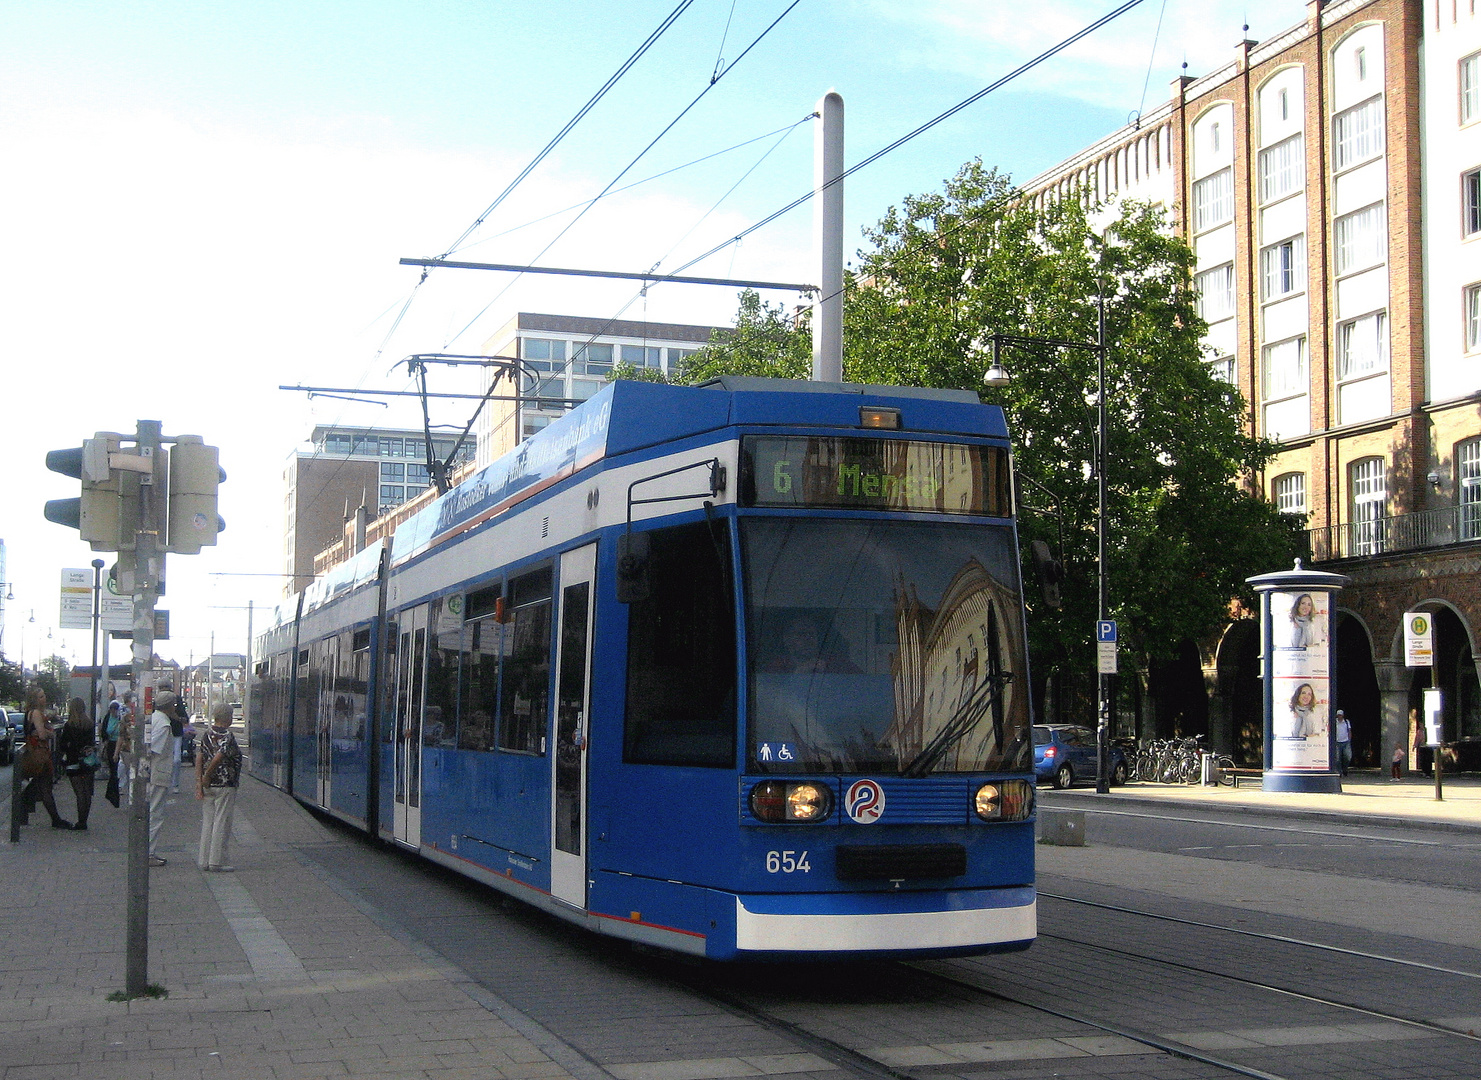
[80,745,101,770]
[20,739,51,779]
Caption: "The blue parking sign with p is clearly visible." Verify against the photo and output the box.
[1096,620,1117,643]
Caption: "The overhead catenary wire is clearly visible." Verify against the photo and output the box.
[443,0,805,350]
[670,0,1148,278]
[456,116,816,253]
[361,0,695,378]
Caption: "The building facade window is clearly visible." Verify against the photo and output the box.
[1261,236,1305,300]
[1333,97,1384,171]
[380,462,404,482]
[1460,439,1481,540]
[1263,337,1308,400]
[1193,168,1234,231]
[379,437,403,458]
[1465,168,1480,237]
[325,433,353,455]
[573,342,613,373]
[1209,356,1235,385]
[1463,52,1480,125]
[667,347,698,368]
[1262,336,1309,439]
[406,463,431,487]
[1258,133,1304,203]
[1334,204,1386,275]
[1350,457,1386,556]
[620,344,664,369]
[1274,472,1306,515]
[1337,311,1388,382]
[1466,283,1481,353]
[522,338,567,371]
[1195,263,1235,321]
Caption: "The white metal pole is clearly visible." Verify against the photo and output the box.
[812,90,844,383]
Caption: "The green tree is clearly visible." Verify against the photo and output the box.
[0,658,21,708]
[679,289,811,383]
[694,160,1302,717]
[36,654,72,709]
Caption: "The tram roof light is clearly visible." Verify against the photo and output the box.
[859,406,901,429]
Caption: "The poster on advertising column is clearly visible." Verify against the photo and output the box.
[1270,590,1331,770]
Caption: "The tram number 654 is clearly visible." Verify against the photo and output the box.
[765,850,810,873]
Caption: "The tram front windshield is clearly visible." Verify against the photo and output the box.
[742,518,1031,775]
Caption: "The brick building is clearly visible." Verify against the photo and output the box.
[1023,0,1481,766]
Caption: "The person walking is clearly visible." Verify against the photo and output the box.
[101,698,123,807]
[20,687,72,829]
[145,689,179,866]
[196,702,242,872]
[1335,710,1353,776]
[57,697,99,830]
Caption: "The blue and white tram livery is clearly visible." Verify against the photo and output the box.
[251,376,1037,960]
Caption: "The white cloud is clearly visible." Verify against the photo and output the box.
[865,0,1311,114]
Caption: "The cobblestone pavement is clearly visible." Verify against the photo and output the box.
[2,775,583,1080]
[5,767,1477,1080]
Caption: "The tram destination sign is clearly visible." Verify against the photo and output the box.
[740,436,1010,516]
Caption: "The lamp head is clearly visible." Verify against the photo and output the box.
[982,364,1011,388]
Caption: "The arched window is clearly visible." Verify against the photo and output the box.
[1273,472,1307,515]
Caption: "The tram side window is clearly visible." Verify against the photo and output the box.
[425,597,463,747]
[460,585,502,751]
[623,520,737,767]
[499,567,553,755]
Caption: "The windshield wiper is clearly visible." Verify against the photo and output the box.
[901,671,1014,778]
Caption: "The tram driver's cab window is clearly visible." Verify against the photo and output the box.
[499,567,553,755]
[623,520,737,767]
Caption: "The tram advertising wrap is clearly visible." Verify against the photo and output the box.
[251,377,1037,960]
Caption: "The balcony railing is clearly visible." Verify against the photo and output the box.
[1306,503,1481,562]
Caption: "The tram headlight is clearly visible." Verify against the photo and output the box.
[975,780,1034,822]
[749,780,833,823]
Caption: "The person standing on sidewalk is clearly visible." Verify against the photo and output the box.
[1335,710,1353,777]
[101,698,123,807]
[195,702,241,872]
[146,689,180,866]
[57,697,99,830]
[20,686,72,830]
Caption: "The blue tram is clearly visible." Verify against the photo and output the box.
[252,376,1037,960]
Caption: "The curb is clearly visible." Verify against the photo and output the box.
[1038,788,1481,836]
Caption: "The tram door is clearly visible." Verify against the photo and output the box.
[392,604,429,847]
[550,544,596,907]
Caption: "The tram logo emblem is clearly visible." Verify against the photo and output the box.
[844,779,885,823]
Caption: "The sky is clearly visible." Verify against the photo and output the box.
[0,0,1309,677]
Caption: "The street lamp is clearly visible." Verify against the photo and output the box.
[982,297,1113,795]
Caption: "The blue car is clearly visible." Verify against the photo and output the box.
[1033,724,1128,788]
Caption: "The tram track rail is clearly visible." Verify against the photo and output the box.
[675,960,1299,1080]
[1039,890,1481,980]
[1025,926,1481,1046]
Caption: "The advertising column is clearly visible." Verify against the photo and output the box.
[1247,561,1351,794]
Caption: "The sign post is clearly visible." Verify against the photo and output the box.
[1247,561,1351,794]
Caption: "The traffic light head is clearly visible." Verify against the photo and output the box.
[44,435,124,550]
[167,435,225,554]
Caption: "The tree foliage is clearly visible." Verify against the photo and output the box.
[683,160,1302,679]
[35,654,72,709]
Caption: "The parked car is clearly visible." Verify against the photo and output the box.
[1,711,24,766]
[1033,724,1129,788]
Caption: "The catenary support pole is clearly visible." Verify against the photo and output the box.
[812,91,844,382]
[1096,296,1110,795]
[126,419,163,995]
[90,559,104,731]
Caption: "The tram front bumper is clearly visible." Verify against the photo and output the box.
[728,885,1036,959]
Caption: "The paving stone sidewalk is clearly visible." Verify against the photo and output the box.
[1044,769,1481,831]
[1,774,584,1080]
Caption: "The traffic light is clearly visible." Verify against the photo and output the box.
[166,435,225,554]
[44,434,124,550]
[1029,539,1064,610]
